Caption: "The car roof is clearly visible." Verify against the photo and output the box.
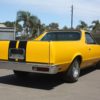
[46,29,81,33]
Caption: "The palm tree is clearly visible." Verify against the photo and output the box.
[90,20,100,44]
[16,11,40,37]
[76,21,89,31]
[90,20,100,33]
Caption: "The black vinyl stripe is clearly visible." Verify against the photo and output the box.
[8,40,17,61]
[18,41,27,62]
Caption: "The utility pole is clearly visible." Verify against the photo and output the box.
[71,5,73,29]
[14,18,17,40]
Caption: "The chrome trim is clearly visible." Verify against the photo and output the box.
[0,61,58,74]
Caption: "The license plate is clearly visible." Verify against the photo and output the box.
[9,48,25,60]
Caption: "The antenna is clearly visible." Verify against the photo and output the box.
[71,5,74,29]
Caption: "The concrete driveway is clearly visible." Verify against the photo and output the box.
[0,66,100,100]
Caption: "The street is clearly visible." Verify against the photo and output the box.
[0,67,100,100]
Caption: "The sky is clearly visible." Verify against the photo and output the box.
[0,0,100,28]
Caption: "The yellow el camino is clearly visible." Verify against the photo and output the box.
[0,30,100,82]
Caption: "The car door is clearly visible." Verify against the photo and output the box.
[85,32,100,65]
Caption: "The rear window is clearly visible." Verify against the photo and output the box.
[41,32,81,41]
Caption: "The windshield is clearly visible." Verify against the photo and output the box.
[41,32,81,41]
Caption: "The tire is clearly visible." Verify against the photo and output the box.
[13,70,29,78]
[63,59,80,83]
[96,61,100,69]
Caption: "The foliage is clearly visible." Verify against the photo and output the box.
[62,26,68,31]
[46,23,59,30]
[1,10,100,40]
[4,21,14,27]
[16,11,40,37]
[76,21,89,31]
[90,20,100,33]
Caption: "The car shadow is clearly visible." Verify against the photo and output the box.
[0,66,99,90]
[80,66,97,77]
[0,73,65,90]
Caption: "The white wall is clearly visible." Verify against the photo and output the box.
[0,32,15,40]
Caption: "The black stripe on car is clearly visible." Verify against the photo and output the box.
[8,41,17,61]
[18,41,27,62]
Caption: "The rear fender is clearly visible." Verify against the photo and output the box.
[71,53,83,66]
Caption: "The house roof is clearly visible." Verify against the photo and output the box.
[0,24,6,27]
[0,23,15,32]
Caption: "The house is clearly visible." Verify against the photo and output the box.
[0,24,15,40]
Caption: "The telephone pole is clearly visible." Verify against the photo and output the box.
[71,5,73,29]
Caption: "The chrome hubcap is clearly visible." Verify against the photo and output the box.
[73,68,79,78]
[73,61,79,78]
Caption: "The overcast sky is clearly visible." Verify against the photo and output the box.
[0,0,100,28]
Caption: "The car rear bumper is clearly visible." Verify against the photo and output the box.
[0,61,59,74]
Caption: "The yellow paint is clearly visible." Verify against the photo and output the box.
[33,30,100,71]
[15,41,19,61]
[16,41,19,49]
[0,30,100,73]
[0,41,10,60]
[34,31,47,41]
[26,41,51,63]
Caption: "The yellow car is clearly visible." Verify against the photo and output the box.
[0,30,100,82]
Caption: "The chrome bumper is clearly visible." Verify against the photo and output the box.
[0,61,58,74]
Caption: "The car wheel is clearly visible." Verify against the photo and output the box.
[96,61,100,69]
[13,70,29,78]
[63,59,80,83]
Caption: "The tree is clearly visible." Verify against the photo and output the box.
[4,21,14,27]
[16,11,40,37]
[47,22,59,30]
[39,23,46,33]
[76,21,89,31]
[90,20,100,33]
[62,26,68,31]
